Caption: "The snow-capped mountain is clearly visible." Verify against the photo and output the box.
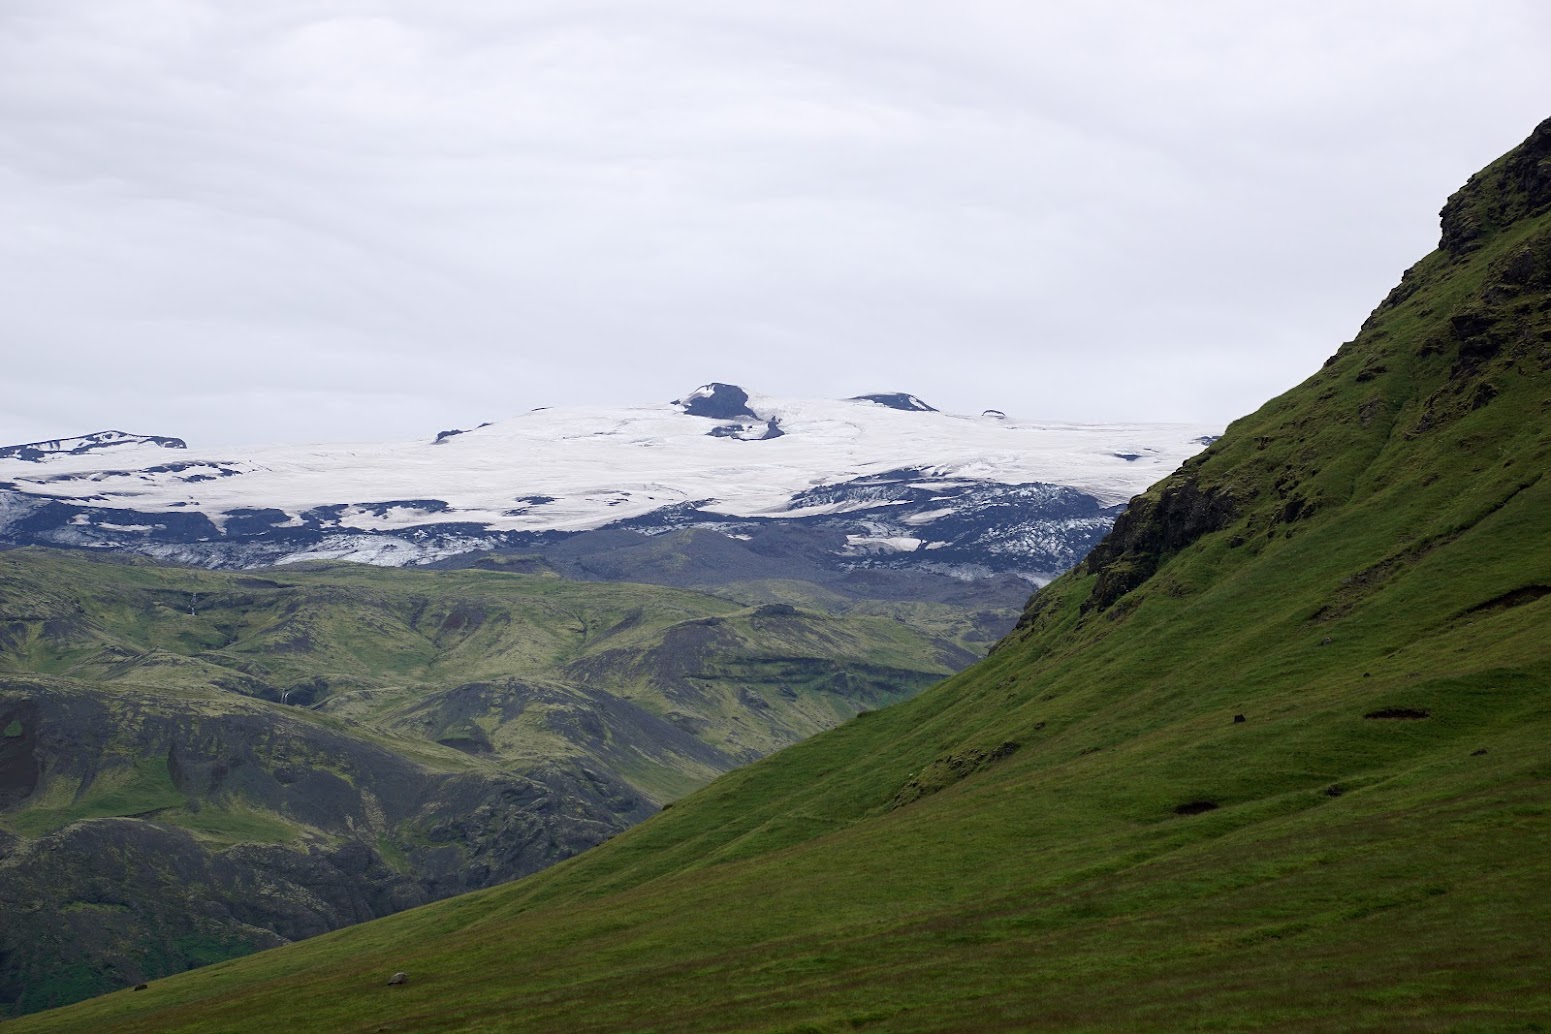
[0,430,186,462]
[0,386,1219,581]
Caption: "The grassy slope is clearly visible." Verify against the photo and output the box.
[0,550,978,1014]
[0,550,961,830]
[17,126,1551,1031]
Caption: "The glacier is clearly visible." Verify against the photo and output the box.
[0,387,1219,578]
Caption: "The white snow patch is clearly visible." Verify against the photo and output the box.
[901,507,958,525]
[844,534,922,554]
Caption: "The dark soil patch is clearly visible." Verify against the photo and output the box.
[438,605,486,635]
[753,604,799,619]
[263,632,313,655]
[1462,584,1551,615]
[1173,800,1219,816]
[1364,707,1431,720]
[436,735,492,755]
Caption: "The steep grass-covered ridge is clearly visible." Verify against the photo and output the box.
[18,119,1551,1032]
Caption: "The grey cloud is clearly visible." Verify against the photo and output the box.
[1,1,1549,446]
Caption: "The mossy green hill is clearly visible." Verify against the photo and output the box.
[17,119,1551,1032]
[0,551,993,1015]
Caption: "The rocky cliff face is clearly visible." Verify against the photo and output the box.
[1439,117,1551,257]
[1075,470,1237,614]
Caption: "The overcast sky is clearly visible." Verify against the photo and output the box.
[2,2,1549,448]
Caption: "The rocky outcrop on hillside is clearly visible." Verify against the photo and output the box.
[1018,118,1551,637]
[1439,116,1551,257]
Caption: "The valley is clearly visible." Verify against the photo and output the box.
[0,547,1020,1015]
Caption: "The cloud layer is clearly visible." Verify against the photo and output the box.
[3,2,1549,445]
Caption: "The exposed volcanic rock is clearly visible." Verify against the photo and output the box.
[0,431,186,462]
[849,392,938,412]
[1439,116,1551,257]
[1076,472,1237,614]
[674,383,757,420]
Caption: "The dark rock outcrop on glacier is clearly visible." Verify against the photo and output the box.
[0,431,186,462]
[849,393,938,412]
[674,383,757,420]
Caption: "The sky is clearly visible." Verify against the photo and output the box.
[2,2,1549,448]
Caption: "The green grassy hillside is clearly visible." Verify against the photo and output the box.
[0,550,965,807]
[15,118,1551,1032]
[0,551,980,1015]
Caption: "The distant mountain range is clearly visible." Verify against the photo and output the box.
[0,385,1216,580]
